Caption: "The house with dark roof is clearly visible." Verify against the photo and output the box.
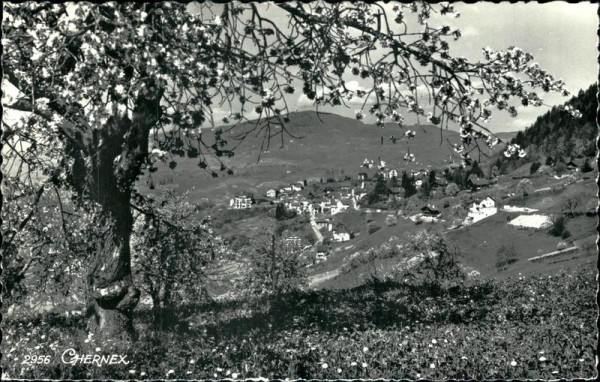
[467,174,490,190]
[421,205,441,216]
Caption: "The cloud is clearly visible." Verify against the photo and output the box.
[461,26,480,37]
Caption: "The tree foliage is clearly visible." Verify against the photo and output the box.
[130,188,218,319]
[510,83,596,160]
[402,231,464,293]
[240,234,307,297]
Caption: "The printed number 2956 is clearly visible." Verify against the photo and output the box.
[22,355,51,365]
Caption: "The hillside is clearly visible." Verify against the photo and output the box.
[511,83,597,159]
[144,111,492,202]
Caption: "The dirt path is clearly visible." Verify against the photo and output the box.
[309,216,324,244]
[308,269,341,288]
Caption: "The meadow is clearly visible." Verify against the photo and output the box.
[3,263,596,380]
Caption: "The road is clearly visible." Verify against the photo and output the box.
[309,215,324,244]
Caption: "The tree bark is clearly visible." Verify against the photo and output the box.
[83,87,163,341]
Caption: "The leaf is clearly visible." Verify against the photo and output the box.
[187,147,199,158]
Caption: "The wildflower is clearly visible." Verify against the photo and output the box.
[362,362,368,368]
[416,373,421,378]
[431,339,437,344]
[84,339,90,343]
[186,371,192,375]
[337,368,342,374]
[539,356,547,362]
[129,370,136,374]
[461,356,468,360]
[430,363,436,369]
[363,346,369,352]
[140,372,147,377]
[95,347,101,352]
[190,359,195,364]
[321,363,328,369]
[216,368,223,372]
[232,373,239,379]
[511,360,517,366]
[579,358,585,363]
[351,361,357,367]
[166,370,175,376]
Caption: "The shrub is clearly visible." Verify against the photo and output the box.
[561,229,571,239]
[445,182,460,196]
[368,223,381,235]
[581,158,593,173]
[529,161,541,175]
[385,214,398,226]
[402,230,465,294]
[548,215,566,237]
[496,244,519,270]
[516,178,534,196]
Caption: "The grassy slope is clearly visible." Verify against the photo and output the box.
[141,111,470,202]
[315,176,596,288]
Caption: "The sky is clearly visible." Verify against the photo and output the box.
[287,2,598,132]
[4,2,597,134]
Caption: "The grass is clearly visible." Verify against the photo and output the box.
[3,264,596,380]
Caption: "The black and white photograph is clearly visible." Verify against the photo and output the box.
[1,1,598,380]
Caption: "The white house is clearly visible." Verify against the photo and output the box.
[284,236,302,250]
[230,195,252,209]
[266,189,276,198]
[333,231,351,242]
[332,200,350,215]
[466,196,497,224]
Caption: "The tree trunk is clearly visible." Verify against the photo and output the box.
[83,88,163,341]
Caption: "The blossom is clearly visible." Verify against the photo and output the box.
[539,356,547,362]
[362,362,368,368]
[166,369,175,375]
[336,368,342,374]
[115,84,125,95]
[351,361,357,366]
[321,363,328,369]
[431,339,437,344]
[510,360,517,366]
[129,370,136,374]
[430,363,436,369]
[232,373,239,379]
[363,346,369,352]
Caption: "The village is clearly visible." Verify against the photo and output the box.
[225,153,593,265]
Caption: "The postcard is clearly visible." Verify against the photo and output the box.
[2,1,597,380]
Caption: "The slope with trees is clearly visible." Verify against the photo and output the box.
[511,83,597,159]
